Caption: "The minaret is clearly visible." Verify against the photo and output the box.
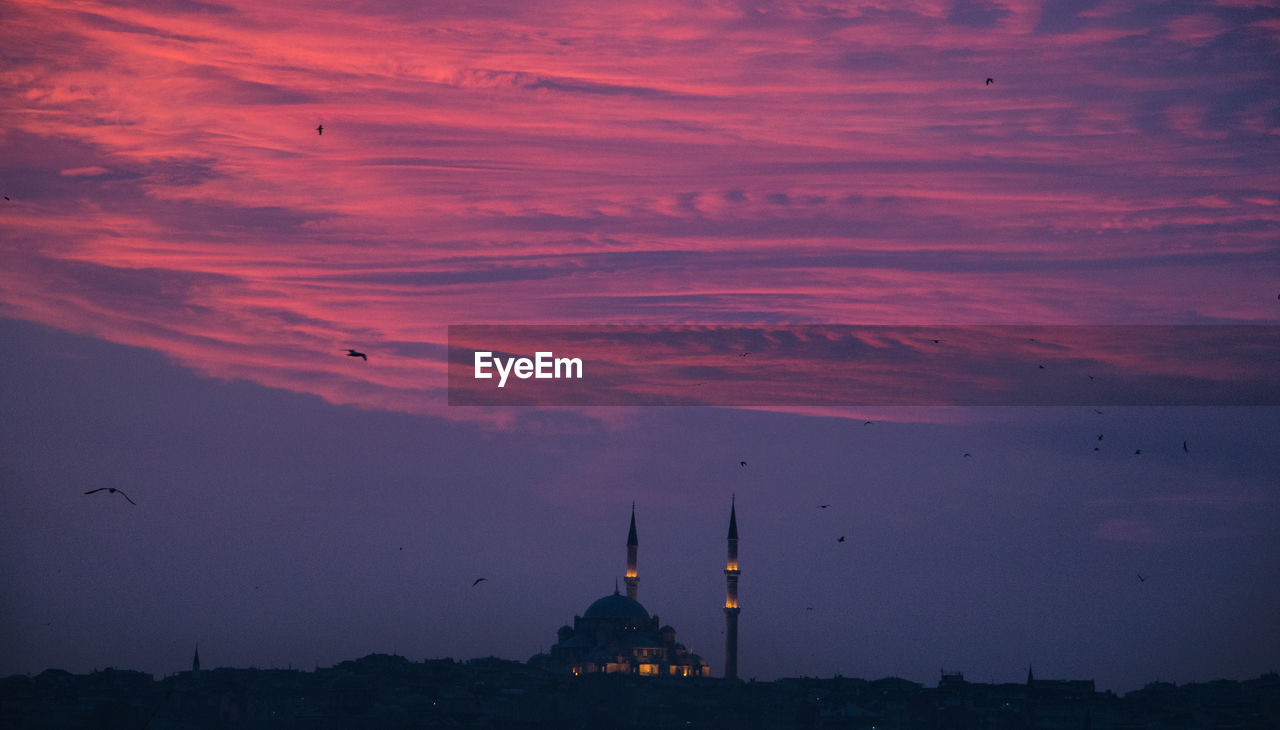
[625,502,639,601]
[723,495,740,680]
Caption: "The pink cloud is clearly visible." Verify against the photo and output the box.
[3,0,1278,421]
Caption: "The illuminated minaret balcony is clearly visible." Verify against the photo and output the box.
[625,502,639,601]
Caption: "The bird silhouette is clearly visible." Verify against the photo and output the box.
[84,487,136,505]
[740,352,750,357]
[863,420,873,425]
[931,339,942,344]
[316,124,323,135]
[1088,374,1096,380]
[1137,573,1147,583]
[740,461,748,467]
[963,453,972,458]
[344,349,367,360]
[1182,440,1189,453]
[817,504,830,509]
[1134,449,1142,455]
[1093,409,1104,414]
[1093,447,1100,451]
[986,78,994,85]
[1038,364,1045,369]
[1098,434,1103,441]
[472,578,487,587]
[837,536,846,543]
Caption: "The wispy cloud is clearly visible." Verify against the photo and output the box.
[3,0,1278,418]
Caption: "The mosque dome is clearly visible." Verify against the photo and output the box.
[582,592,650,622]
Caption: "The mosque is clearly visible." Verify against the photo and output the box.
[539,500,740,679]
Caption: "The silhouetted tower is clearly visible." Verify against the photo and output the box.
[723,495,740,680]
[625,502,639,601]
[192,644,200,675]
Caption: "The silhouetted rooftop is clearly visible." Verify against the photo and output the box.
[583,592,650,622]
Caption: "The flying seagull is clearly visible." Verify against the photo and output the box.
[1134,449,1142,455]
[963,453,972,458]
[84,487,136,505]
[1182,440,1189,453]
[1098,434,1103,441]
[1093,409,1104,414]
[344,349,367,360]
[316,124,323,135]
[864,420,873,425]
[740,461,748,467]
[986,78,994,85]
[472,578,487,587]
[740,352,750,357]
[817,504,830,509]
[837,536,846,543]
[1137,573,1147,583]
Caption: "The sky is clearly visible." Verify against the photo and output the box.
[1,0,1279,693]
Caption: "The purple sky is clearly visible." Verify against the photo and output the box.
[2,0,1279,692]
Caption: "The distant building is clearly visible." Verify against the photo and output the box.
[544,503,712,677]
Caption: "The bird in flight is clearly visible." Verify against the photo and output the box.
[472,578,487,587]
[1093,409,1104,414]
[344,349,367,360]
[931,339,943,344]
[1038,364,1046,369]
[817,504,830,509]
[84,487,136,505]
[986,78,994,85]
[863,420,873,426]
[1182,440,1189,453]
[1136,573,1147,583]
[963,453,972,458]
[837,536,846,543]
[1134,449,1142,455]
[740,352,750,357]
[1098,434,1103,441]
[316,124,323,135]
[740,461,748,467]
